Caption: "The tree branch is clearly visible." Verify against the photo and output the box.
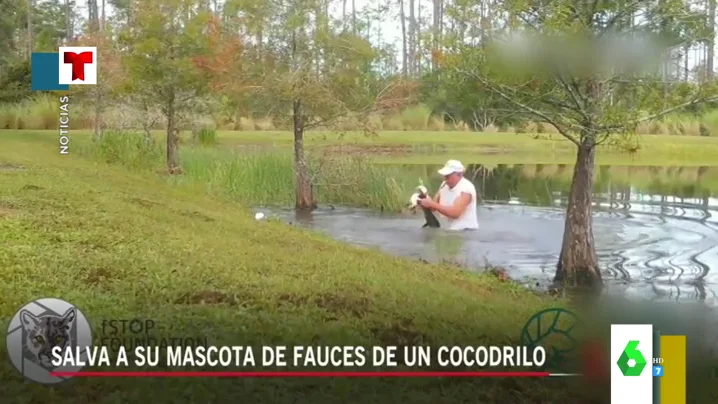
[303,81,408,132]
[601,94,718,131]
[552,71,590,123]
[459,69,581,146]
[597,1,644,38]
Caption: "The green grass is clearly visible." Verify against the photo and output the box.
[0,127,594,402]
[217,130,718,166]
[91,129,162,170]
[374,151,718,166]
[176,148,418,212]
[67,130,419,212]
[8,128,718,166]
[0,96,60,130]
[214,129,718,146]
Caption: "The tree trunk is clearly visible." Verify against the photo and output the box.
[166,92,180,174]
[321,1,330,77]
[91,11,102,141]
[292,98,315,210]
[399,0,408,76]
[374,3,381,48]
[684,43,689,81]
[416,0,421,74]
[408,0,415,75]
[352,0,357,34]
[88,0,98,32]
[432,0,441,71]
[65,0,71,42]
[93,87,101,141]
[554,137,602,292]
[708,0,715,80]
[128,0,133,26]
[26,0,33,59]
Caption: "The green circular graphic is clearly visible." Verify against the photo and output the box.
[520,308,581,372]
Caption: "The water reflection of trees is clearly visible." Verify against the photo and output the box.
[420,163,718,303]
[401,163,717,220]
[388,163,718,302]
[458,164,717,208]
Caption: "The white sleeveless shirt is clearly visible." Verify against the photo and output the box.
[438,177,479,230]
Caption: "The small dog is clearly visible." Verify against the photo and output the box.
[409,185,440,228]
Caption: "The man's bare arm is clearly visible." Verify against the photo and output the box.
[434,193,472,219]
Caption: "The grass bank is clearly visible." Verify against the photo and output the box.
[176,148,417,212]
[76,129,419,211]
[9,127,718,166]
[0,128,587,403]
[0,130,419,212]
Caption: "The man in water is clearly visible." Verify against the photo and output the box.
[418,159,479,230]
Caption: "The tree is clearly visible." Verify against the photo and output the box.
[399,0,408,76]
[108,0,133,26]
[708,0,716,80]
[450,0,718,292]
[119,0,213,174]
[431,0,443,72]
[30,0,75,51]
[219,0,271,118]
[0,59,31,104]
[0,0,24,63]
[85,0,101,139]
[26,0,33,58]
[258,0,408,210]
[71,26,123,139]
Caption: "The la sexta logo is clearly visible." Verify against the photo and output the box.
[58,47,97,85]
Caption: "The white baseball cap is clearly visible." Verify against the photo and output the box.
[437,160,465,176]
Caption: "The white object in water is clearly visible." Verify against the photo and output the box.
[255,212,265,220]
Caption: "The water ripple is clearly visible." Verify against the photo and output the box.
[259,191,718,302]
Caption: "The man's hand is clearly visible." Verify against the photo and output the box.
[417,197,438,210]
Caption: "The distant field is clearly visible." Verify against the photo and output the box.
[219,131,718,166]
[217,130,718,147]
[5,129,718,166]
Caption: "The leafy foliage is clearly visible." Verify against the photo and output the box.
[118,0,214,120]
[0,59,31,103]
[450,0,718,144]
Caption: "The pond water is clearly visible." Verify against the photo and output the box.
[259,164,718,303]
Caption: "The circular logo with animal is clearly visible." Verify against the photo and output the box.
[6,297,93,384]
[520,308,582,372]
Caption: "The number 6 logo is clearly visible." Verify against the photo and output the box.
[616,340,647,376]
